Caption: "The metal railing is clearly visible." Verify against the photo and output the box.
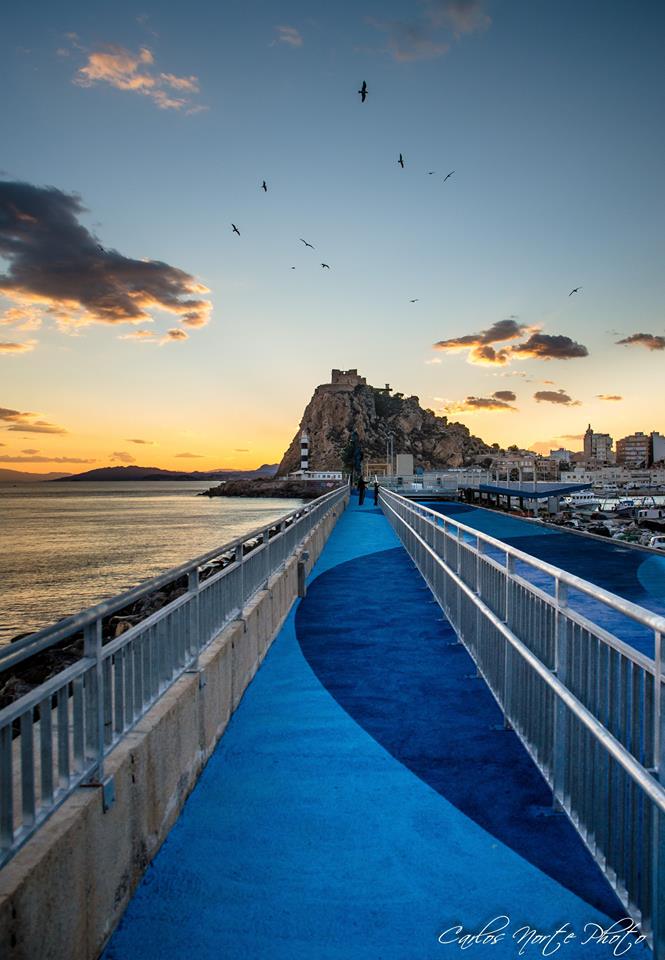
[380,488,665,957]
[0,485,348,868]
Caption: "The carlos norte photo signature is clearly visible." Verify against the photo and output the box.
[438,916,647,956]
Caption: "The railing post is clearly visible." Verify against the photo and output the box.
[653,631,665,960]
[187,567,201,671]
[503,555,515,729]
[655,631,662,780]
[83,617,104,783]
[552,578,569,809]
[236,541,245,611]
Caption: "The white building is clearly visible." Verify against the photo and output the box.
[549,448,573,462]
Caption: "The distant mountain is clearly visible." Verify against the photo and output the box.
[52,464,278,482]
[0,468,73,483]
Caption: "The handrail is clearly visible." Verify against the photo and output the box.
[380,487,665,956]
[381,492,665,811]
[0,483,348,869]
[389,490,665,640]
[0,484,347,672]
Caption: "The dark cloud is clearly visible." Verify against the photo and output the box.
[493,390,516,402]
[0,406,67,434]
[6,421,67,434]
[0,182,211,337]
[616,333,665,351]
[596,394,623,401]
[110,451,135,463]
[0,407,32,422]
[533,389,580,406]
[163,328,188,342]
[175,452,203,458]
[559,433,584,440]
[21,448,39,454]
[511,334,588,361]
[434,319,527,365]
[445,395,517,413]
[125,438,154,444]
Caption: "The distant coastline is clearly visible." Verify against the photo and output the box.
[0,464,279,484]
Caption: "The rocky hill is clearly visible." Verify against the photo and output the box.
[276,370,491,476]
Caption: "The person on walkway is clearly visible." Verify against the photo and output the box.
[357,476,366,505]
[373,482,379,506]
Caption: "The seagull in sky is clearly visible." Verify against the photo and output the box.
[358,80,368,103]
[299,238,314,249]
[398,153,405,168]
[231,224,240,236]
[321,263,330,269]
[569,286,583,296]
[409,298,419,303]
[427,171,435,175]
[261,180,267,192]
[443,171,455,182]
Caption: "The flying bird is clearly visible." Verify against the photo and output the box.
[569,286,583,296]
[261,180,267,192]
[409,299,419,303]
[231,224,240,236]
[358,80,368,102]
[443,171,455,182]
[427,171,435,175]
[321,263,330,269]
[299,238,314,249]
[398,153,405,168]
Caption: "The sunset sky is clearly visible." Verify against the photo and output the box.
[1,0,664,472]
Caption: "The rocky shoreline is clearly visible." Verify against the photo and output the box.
[200,478,342,499]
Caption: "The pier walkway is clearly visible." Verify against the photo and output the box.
[104,497,651,960]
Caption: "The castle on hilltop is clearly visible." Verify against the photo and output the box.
[315,369,367,394]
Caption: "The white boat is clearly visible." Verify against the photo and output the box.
[562,491,601,509]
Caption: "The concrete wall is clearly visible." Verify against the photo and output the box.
[0,500,345,960]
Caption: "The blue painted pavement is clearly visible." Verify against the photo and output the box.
[104,497,651,960]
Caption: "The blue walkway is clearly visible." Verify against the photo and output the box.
[104,498,651,960]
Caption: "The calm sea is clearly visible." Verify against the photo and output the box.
[0,481,304,644]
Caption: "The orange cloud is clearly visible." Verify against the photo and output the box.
[1,306,42,330]
[0,339,37,354]
[74,45,204,112]
[596,394,623,401]
[110,451,135,463]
